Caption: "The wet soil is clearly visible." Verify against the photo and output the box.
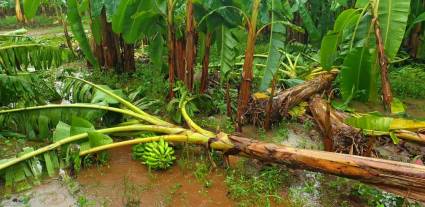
[0,180,75,207]
[77,146,235,207]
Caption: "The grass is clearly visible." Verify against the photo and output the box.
[390,64,425,99]
[121,176,150,207]
[225,159,289,207]
[195,115,235,134]
[273,121,290,142]
[351,184,422,207]
[193,162,212,188]
[0,15,57,30]
[162,183,183,206]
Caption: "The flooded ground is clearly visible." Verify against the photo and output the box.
[1,118,423,207]
[77,146,235,207]
[2,108,425,207]
[0,180,75,207]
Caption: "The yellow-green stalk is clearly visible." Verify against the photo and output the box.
[0,124,182,171]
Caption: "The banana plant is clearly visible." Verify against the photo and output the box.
[319,0,412,109]
[0,76,229,193]
[0,35,71,74]
[345,113,425,144]
[0,34,70,107]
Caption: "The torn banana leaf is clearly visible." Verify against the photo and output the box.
[345,114,425,144]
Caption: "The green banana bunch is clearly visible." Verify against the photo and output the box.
[131,139,176,170]
[131,143,146,160]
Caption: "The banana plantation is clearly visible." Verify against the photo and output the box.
[2,0,425,206]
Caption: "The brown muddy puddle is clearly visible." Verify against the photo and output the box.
[77,146,235,207]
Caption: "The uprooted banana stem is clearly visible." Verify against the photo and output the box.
[80,132,234,156]
[0,124,185,171]
[65,76,173,127]
[0,104,164,127]
[181,100,215,137]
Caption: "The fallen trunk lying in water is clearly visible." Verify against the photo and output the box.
[1,77,425,202]
[228,135,425,202]
[74,129,425,202]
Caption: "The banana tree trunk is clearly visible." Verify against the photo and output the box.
[263,76,277,130]
[175,39,186,81]
[0,8,5,18]
[122,42,135,73]
[63,19,75,57]
[184,0,195,92]
[15,0,24,22]
[226,81,233,117]
[200,32,212,94]
[309,96,366,154]
[228,135,425,202]
[87,4,104,67]
[167,0,176,98]
[100,8,120,70]
[236,0,261,132]
[372,12,393,111]
[246,72,337,126]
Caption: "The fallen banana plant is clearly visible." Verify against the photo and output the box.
[1,78,425,202]
[310,96,425,145]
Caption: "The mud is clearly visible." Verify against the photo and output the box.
[0,180,75,207]
[77,146,235,207]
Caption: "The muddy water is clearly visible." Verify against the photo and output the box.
[0,180,75,207]
[77,146,235,207]
[350,98,425,118]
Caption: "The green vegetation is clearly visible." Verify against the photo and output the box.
[1,0,425,206]
[0,15,56,29]
[132,139,176,170]
[225,160,289,207]
[390,65,425,99]
[352,184,422,207]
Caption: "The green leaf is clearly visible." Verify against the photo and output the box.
[91,16,103,45]
[406,12,425,34]
[78,0,90,14]
[91,85,125,105]
[37,115,49,140]
[391,98,406,115]
[355,0,369,8]
[149,32,164,69]
[219,26,238,82]
[334,9,359,32]
[91,0,105,17]
[67,0,99,68]
[53,121,71,143]
[112,0,158,43]
[105,0,121,21]
[320,32,339,70]
[70,116,95,136]
[259,0,285,91]
[43,152,55,177]
[123,10,158,43]
[23,0,41,19]
[340,47,371,101]
[88,131,113,148]
[112,0,133,33]
[298,4,321,45]
[378,0,411,60]
[389,132,400,144]
[345,115,393,133]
